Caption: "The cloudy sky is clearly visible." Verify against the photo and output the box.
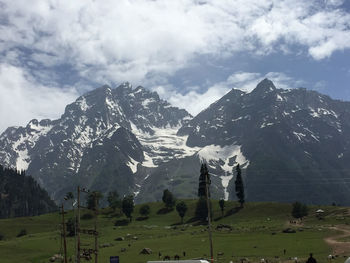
[0,0,350,132]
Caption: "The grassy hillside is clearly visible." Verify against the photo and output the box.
[0,200,349,263]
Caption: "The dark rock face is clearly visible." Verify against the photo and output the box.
[1,79,350,205]
[178,79,350,204]
[0,83,191,202]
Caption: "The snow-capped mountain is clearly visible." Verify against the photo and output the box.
[1,79,350,205]
[177,79,350,204]
[0,83,193,200]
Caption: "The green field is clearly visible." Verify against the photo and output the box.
[0,200,349,263]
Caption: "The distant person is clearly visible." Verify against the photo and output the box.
[306,253,317,263]
[284,249,286,255]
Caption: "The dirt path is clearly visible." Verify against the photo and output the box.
[324,225,350,255]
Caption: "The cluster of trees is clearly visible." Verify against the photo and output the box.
[0,165,57,218]
[292,201,308,219]
[79,163,245,224]
[161,188,188,223]
[195,163,245,222]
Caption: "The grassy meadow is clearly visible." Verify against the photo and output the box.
[0,200,349,263]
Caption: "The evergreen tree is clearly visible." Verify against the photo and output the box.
[0,165,57,218]
[176,201,188,224]
[162,189,176,210]
[122,195,134,222]
[292,201,308,219]
[107,191,121,212]
[219,199,225,217]
[86,191,103,210]
[139,204,150,218]
[198,164,210,197]
[195,197,212,222]
[66,218,76,237]
[234,164,245,207]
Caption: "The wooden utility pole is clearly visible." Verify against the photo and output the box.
[60,204,68,263]
[204,169,214,263]
[77,186,81,263]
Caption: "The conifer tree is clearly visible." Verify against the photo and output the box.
[219,199,225,217]
[162,189,176,210]
[235,164,245,207]
[176,201,188,224]
[122,195,134,222]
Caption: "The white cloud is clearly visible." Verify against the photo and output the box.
[0,64,79,132]
[1,0,349,84]
[152,71,304,115]
[0,0,348,129]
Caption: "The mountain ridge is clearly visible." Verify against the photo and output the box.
[1,79,350,205]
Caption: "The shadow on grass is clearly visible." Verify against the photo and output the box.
[225,206,243,217]
[157,207,173,214]
[136,216,149,221]
[185,217,208,226]
[114,219,129,226]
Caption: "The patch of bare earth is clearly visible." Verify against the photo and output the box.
[324,225,350,255]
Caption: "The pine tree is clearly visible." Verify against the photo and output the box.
[162,189,176,210]
[122,195,134,222]
[176,201,188,224]
[195,197,211,222]
[219,199,225,217]
[198,163,210,197]
[86,191,103,210]
[292,201,308,219]
[235,164,245,208]
[139,204,150,218]
[107,191,121,212]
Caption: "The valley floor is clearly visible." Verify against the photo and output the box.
[0,201,349,263]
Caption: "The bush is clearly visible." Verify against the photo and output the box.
[81,213,94,220]
[292,201,308,219]
[16,229,27,237]
[115,219,129,226]
[66,218,76,237]
[139,204,150,218]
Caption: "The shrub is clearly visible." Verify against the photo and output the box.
[115,219,129,226]
[139,204,150,218]
[66,218,76,237]
[81,213,94,220]
[16,229,27,237]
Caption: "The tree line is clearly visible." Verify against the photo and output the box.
[77,163,245,225]
[0,165,57,218]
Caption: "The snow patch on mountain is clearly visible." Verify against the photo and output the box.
[127,156,139,174]
[11,122,53,170]
[221,174,233,200]
[130,122,200,167]
[197,144,249,200]
[197,144,249,172]
[77,96,90,111]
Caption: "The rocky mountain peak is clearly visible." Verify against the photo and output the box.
[251,78,277,94]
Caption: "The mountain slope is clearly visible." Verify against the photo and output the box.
[0,83,192,201]
[177,79,350,204]
[1,79,350,205]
